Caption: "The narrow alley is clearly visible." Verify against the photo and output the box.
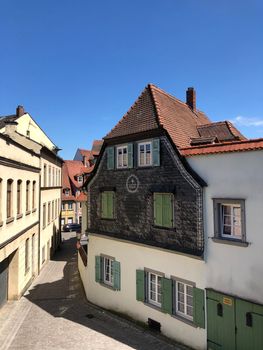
[0,232,185,350]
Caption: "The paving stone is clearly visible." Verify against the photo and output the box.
[0,232,188,350]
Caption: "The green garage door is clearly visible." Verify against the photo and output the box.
[0,258,8,307]
[207,290,235,350]
[207,290,263,350]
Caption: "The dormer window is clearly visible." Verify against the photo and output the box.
[138,141,152,166]
[77,176,82,183]
[65,189,70,196]
[117,145,128,168]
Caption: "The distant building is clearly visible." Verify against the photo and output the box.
[61,140,103,229]
[0,106,62,307]
[80,85,263,350]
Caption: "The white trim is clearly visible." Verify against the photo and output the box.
[175,281,193,321]
[220,203,242,240]
[147,271,162,307]
[103,256,114,286]
[116,145,128,169]
[138,141,152,167]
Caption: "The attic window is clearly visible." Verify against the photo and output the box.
[77,176,83,183]
[65,189,70,196]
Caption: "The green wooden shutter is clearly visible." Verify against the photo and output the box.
[161,277,173,314]
[107,147,114,170]
[107,192,114,219]
[162,194,173,228]
[127,143,133,168]
[95,256,101,283]
[136,270,145,302]
[101,192,107,218]
[193,287,205,328]
[152,139,160,166]
[154,193,163,226]
[113,261,121,291]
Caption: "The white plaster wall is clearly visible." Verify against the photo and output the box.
[15,114,55,150]
[187,150,263,304]
[87,234,206,350]
[40,187,61,266]
[0,137,40,168]
[78,252,88,296]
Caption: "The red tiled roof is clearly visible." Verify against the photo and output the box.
[62,160,93,201]
[79,149,92,159]
[181,138,263,156]
[197,121,246,142]
[91,140,103,156]
[104,84,211,149]
[76,192,87,202]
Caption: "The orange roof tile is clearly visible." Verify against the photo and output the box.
[104,84,211,148]
[181,138,263,156]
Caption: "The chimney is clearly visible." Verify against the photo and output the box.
[186,87,196,111]
[16,105,25,117]
[4,120,18,136]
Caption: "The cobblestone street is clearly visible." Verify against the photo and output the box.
[0,232,187,350]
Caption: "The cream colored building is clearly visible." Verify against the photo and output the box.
[0,106,63,307]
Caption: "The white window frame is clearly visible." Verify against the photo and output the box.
[175,281,193,321]
[116,145,128,169]
[138,141,152,167]
[68,202,73,210]
[103,257,114,286]
[220,203,242,240]
[77,176,82,183]
[65,189,70,196]
[147,272,162,307]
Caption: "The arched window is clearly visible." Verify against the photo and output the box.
[17,180,22,215]
[43,164,47,187]
[26,180,30,211]
[32,181,36,209]
[7,179,13,218]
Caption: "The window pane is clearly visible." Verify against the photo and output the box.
[178,292,184,302]
[223,205,231,215]
[177,302,185,312]
[223,225,231,235]
[187,295,193,306]
[178,282,184,292]
[186,285,193,296]
[223,215,231,225]
[187,306,193,316]
[233,226,242,237]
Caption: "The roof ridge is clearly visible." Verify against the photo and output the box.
[197,121,228,128]
[148,84,163,127]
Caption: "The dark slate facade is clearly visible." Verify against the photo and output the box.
[87,132,204,257]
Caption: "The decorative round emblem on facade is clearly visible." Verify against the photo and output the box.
[126,175,139,193]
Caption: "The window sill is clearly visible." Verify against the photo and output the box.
[6,217,14,224]
[101,217,116,221]
[171,314,196,328]
[153,225,175,231]
[25,210,31,216]
[143,301,162,313]
[212,237,249,247]
[99,281,117,291]
[16,213,23,220]
[32,208,37,213]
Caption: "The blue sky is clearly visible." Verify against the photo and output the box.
[0,0,262,159]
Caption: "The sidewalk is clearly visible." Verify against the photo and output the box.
[0,232,190,350]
